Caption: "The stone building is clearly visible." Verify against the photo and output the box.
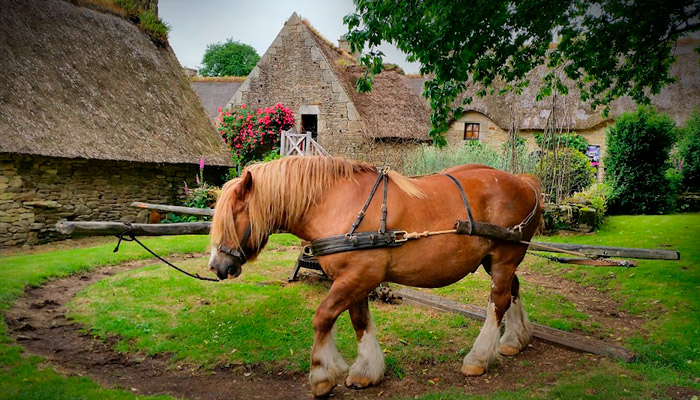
[434,39,700,177]
[0,0,232,248]
[228,13,430,170]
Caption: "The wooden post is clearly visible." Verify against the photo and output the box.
[56,221,210,236]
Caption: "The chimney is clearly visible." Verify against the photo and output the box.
[338,35,360,62]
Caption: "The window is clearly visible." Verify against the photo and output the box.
[464,123,480,140]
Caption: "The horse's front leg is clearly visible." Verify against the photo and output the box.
[345,296,385,389]
[310,278,368,397]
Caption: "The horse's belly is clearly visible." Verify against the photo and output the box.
[385,239,486,288]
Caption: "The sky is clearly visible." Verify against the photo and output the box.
[159,0,421,74]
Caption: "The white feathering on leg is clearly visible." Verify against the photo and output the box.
[309,329,348,387]
[348,319,385,384]
[463,301,502,370]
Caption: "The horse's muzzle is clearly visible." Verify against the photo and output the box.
[211,260,242,280]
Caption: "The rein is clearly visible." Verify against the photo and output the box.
[113,223,253,283]
[114,227,220,282]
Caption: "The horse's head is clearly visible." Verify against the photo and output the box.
[209,171,267,280]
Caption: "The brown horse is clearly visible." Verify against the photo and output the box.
[209,156,541,397]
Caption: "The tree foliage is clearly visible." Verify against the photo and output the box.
[605,107,678,214]
[679,111,700,192]
[344,0,700,145]
[200,39,260,77]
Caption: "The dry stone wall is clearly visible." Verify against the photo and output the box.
[0,154,223,248]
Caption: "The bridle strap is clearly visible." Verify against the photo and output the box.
[217,223,252,264]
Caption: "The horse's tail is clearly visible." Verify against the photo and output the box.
[517,174,544,235]
[388,171,426,199]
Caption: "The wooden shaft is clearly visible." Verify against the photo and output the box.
[529,241,680,260]
[56,221,211,236]
[130,202,214,217]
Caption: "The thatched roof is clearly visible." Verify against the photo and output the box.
[303,20,430,141]
[408,41,700,131]
[0,0,232,166]
[190,81,243,121]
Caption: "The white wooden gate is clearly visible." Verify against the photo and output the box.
[280,129,330,157]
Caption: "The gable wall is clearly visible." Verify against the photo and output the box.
[230,16,369,160]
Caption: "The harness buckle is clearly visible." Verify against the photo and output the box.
[302,245,314,257]
[394,230,408,243]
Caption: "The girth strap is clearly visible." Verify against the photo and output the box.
[305,230,405,258]
[443,173,475,234]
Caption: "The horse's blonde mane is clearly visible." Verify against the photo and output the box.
[211,156,423,247]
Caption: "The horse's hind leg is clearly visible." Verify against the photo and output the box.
[462,250,518,376]
[345,297,385,389]
[499,274,532,356]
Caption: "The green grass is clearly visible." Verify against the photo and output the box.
[533,214,700,377]
[1,216,699,399]
[0,235,213,400]
[68,242,481,372]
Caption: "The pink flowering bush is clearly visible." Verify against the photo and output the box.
[217,103,294,166]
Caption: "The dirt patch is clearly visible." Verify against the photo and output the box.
[5,256,604,399]
[519,268,647,341]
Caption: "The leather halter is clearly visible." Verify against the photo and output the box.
[217,224,252,265]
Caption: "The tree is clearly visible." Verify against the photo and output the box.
[605,107,678,214]
[344,0,700,146]
[199,39,260,77]
[679,111,700,192]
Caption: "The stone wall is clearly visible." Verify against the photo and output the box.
[230,14,369,160]
[0,154,224,248]
[445,111,509,148]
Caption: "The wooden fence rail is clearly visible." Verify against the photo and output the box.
[130,202,214,217]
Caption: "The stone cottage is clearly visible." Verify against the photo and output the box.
[433,39,700,178]
[0,0,232,248]
[227,13,431,170]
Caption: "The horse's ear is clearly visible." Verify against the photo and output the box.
[236,170,253,198]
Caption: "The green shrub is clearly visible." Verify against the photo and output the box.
[534,131,589,153]
[567,183,612,229]
[402,141,537,176]
[163,159,217,223]
[605,107,678,214]
[536,148,595,202]
[679,111,700,192]
[501,136,538,173]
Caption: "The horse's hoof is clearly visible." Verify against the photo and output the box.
[461,364,486,377]
[499,344,520,356]
[311,380,336,398]
[345,375,372,389]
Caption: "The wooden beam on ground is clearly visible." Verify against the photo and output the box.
[130,202,214,217]
[56,221,211,236]
[529,241,679,260]
[393,287,636,362]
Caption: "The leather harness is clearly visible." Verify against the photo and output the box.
[302,170,536,259]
